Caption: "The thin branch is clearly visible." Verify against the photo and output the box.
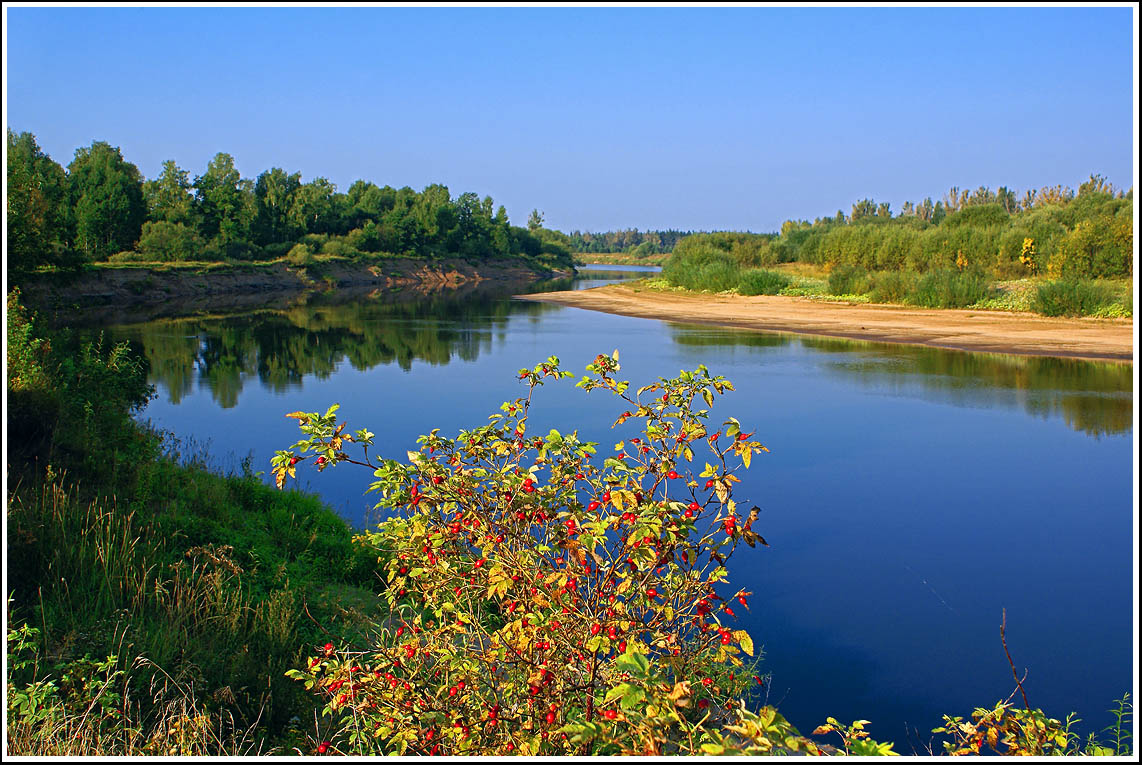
[1000,608,1030,709]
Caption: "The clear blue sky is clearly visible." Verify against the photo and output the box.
[4,5,1136,233]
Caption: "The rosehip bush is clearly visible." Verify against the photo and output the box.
[274,353,820,755]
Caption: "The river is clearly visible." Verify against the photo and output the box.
[91,264,1134,749]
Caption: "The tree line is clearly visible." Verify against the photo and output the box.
[666,175,1132,281]
[566,229,699,254]
[6,130,573,279]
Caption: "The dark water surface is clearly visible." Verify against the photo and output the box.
[91,266,1134,749]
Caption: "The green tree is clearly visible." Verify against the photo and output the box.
[288,177,337,235]
[528,208,545,231]
[143,160,196,226]
[850,199,877,221]
[252,167,302,245]
[6,130,72,276]
[67,141,146,261]
[194,152,253,250]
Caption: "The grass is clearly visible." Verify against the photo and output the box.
[738,268,792,295]
[1033,279,1132,318]
[908,269,992,309]
[7,454,386,741]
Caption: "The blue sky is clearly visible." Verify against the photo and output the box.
[4,5,1136,233]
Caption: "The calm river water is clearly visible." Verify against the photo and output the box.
[92,265,1134,748]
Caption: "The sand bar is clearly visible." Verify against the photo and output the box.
[518,285,1135,362]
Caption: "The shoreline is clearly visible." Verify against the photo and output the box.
[517,284,1135,363]
[19,258,570,325]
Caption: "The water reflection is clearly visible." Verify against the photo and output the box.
[667,326,1133,438]
[108,280,565,408]
[102,270,648,409]
[97,278,1131,437]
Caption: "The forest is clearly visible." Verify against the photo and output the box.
[6,130,574,280]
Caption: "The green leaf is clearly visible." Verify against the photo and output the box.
[604,683,631,705]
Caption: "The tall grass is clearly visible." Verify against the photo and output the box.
[908,269,992,308]
[662,246,741,291]
[826,265,871,296]
[7,461,384,740]
[738,268,791,295]
[867,271,916,303]
[1033,279,1121,317]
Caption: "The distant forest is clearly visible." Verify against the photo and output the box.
[6,130,573,280]
[566,229,702,254]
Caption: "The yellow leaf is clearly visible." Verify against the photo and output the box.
[733,630,754,657]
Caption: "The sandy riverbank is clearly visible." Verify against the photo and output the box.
[518,285,1135,362]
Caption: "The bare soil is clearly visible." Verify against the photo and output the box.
[518,285,1134,362]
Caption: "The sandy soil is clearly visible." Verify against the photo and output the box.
[518,285,1135,362]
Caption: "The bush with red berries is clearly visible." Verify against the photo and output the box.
[276,352,822,755]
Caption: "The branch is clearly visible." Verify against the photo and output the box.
[1000,608,1030,710]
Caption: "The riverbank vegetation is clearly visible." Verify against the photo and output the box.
[6,289,386,754]
[6,130,573,284]
[5,289,1133,754]
[656,177,1132,318]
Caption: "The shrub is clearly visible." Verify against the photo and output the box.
[908,269,991,309]
[941,204,1010,229]
[320,238,359,258]
[826,265,870,296]
[136,221,201,262]
[106,250,150,264]
[274,354,840,756]
[737,269,791,296]
[6,289,154,478]
[1032,279,1117,317]
[286,243,315,266]
[662,246,740,292]
[1048,216,1133,279]
[867,271,916,303]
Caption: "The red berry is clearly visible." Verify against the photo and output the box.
[316,456,326,465]
[738,596,748,607]
[587,501,601,512]
[574,472,584,480]
[289,456,298,466]
[705,479,715,489]
[317,741,331,754]
[545,711,556,724]
[432,476,443,485]
[324,642,334,653]
[603,709,618,720]
[667,470,679,480]
[725,607,735,617]
[646,587,657,599]
[601,491,611,502]
[590,624,601,636]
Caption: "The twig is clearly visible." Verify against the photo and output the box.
[303,600,337,639]
[1000,608,1030,709]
